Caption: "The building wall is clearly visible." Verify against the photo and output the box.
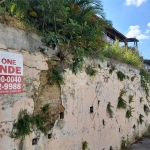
[0,24,150,150]
[103,34,114,45]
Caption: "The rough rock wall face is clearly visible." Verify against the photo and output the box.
[0,46,150,150]
[47,60,150,150]
[0,45,64,150]
[0,25,150,150]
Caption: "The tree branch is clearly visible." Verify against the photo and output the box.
[0,0,6,5]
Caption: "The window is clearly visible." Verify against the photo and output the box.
[60,112,64,119]
[32,138,37,145]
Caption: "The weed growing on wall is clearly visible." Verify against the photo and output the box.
[126,106,134,119]
[144,104,149,116]
[140,97,143,103]
[82,141,88,150]
[85,65,97,76]
[121,140,126,149]
[117,71,126,81]
[107,62,116,74]
[131,76,136,82]
[106,102,113,118]
[46,60,65,85]
[129,95,134,103]
[117,90,127,109]
[10,104,50,139]
[140,69,149,99]
[10,109,31,138]
[139,114,144,124]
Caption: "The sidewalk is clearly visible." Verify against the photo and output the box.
[124,138,150,150]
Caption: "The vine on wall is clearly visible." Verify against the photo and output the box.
[10,104,50,139]
[140,69,149,99]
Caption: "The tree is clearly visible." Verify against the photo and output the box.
[0,0,111,73]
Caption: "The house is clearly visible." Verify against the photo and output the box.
[143,60,150,75]
[104,26,139,50]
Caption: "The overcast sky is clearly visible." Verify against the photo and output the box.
[102,0,150,59]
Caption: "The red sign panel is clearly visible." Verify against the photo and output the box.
[0,51,23,94]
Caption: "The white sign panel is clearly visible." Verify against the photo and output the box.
[0,51,23,94]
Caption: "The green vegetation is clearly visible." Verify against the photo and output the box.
[102,41,143,68]
[140,69,149,99]
[0,0,111,75]
[48,66,64,85]
[133,124,136,129]
[10,104,50,139]
[140,97,143,103]
[117,71,126,81]
[85,65,97,76]
[82,141,88,150]
[131,76,136,82]
[0,0,143,74]
[121,140,126,149]
[139,114,144,124]
[106,102,113,118]
[108,62,116,74]
[117,89,127,109]
[129,95,134,103]
[10,109,31,139]
[126,106,134,119]
[144,104,149,115]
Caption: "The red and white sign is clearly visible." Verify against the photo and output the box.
[0,51,23,94]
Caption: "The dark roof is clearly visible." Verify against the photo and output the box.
[144,59,150,65]
[105,27,139,43]
[126,38,139,42]
[105,27,126,42]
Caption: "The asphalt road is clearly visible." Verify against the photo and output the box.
[124,138,150,150]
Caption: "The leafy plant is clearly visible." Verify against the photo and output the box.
[101,40,143,68]
[107,62,115,74]
[140,97,143,103]
[139,114,144,124]
[32,114,48,134]
[10,109,31,139]
[41,104,50,113]
[131,76,136,82]
[140,69,149,99]
[117,71,126,81]
[129,95,134,103]
[121,140,126,149]
[85,65,97,76]
[117,90,127,109]
[144,104,149,115]
[126,106,134,119]
[82,141,88,150]
[48,66,65,84]
[0,0,112,76]
[106,102,113,118]
[69,56,84,75]
[120,89,126,97]
[11,104,50,139]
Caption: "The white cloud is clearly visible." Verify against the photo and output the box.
[145,29,150,34]
[136,34,149,40]
[126,25,149,40]
[148,22,150,27]
[125,0,147,6]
